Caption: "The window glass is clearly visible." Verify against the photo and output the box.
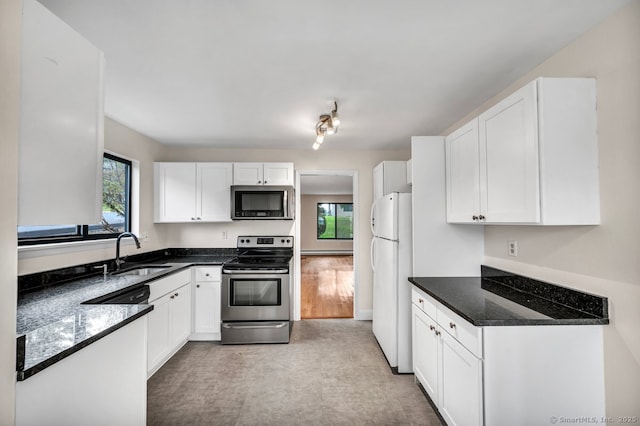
[317,202,353,240]
[18,153,132,245]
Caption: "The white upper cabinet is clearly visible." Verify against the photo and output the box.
[19,0,105,226]
[233,162,294,186]
[445,78,600,225]
[373,161,411,200]
[154,162,232,223]
[445,120,482,223]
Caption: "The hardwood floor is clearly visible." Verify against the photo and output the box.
[301,255,354,319]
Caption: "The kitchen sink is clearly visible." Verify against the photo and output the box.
[114,265,171,276]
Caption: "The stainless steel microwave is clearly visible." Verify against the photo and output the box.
[231,186,295,220]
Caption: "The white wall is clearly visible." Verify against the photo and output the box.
[301,194,354,252]
[0,0,20,422]
[443,1,640,417]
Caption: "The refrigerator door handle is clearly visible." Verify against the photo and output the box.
[370,238,376,271]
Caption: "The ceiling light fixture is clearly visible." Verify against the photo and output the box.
[312,101,339,149]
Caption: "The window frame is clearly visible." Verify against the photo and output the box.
[18,153,133,246]
[316,202,354,240]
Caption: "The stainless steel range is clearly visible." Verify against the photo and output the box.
[221,236,293,344]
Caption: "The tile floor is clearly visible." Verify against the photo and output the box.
[147,319,442,425]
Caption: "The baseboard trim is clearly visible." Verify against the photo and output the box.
[355,309,372,321]
[301,251,353,256]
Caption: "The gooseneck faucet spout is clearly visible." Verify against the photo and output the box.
[115,232,141,271]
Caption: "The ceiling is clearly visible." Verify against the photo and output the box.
[40,0,630,151]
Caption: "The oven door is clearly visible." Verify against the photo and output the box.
[221,272,290,321]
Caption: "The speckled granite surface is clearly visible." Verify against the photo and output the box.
[409,265,608,326]
[17,248,237,381]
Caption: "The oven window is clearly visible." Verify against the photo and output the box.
[230,278,281,306]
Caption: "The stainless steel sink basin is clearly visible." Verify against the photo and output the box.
[114,265,171,276]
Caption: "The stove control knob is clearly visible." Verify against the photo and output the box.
[281,239,285,243]
[286,239,291,243]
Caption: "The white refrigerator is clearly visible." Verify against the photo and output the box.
[370,192,413,373]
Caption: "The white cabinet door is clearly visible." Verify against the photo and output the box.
[373,161,410,199]
[263,162,294,186]
[194,281,221,335]
[170,283,192,347]
[155,162,233,222]
[439,329,483,426]
[154,163,197,222]
[147,292,172,373]
[412,305,439,404]
[445,119,481,223]
[197,163,232,221]
[233,163,264,185]
[233,162,295,186]
[479,81,540,223]
[19,0,105,226]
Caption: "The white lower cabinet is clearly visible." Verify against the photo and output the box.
[147,270,192,377]
[16,318,147,426]
[191,266,222,341]
[412,286,605,426]
[412,302,483,426]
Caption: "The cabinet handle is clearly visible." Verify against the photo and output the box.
[472,215,478,221]
[449,322,456,329]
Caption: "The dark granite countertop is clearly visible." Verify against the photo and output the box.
[409,266,608,326]
[16,248,237,381]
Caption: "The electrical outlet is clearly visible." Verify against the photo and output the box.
[222,231,228,239]
[508,240,518,257]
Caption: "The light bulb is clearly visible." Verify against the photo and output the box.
[312,142,320,150]
[331,110,340,127]
[316,132,324,144]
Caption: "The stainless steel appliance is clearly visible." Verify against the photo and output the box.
[221,236,293,344]
[230,186,295,220]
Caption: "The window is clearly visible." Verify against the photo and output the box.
[18,153,132,245]
[317,203,353,240]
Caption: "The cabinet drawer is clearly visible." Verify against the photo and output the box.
[149,270,191,302]
[437,303,483,358]
[411,288,437,319]
[194,267,221,282]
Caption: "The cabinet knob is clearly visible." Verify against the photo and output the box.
[429,325,435,331]
[264,181,267,184]
[191,217,196,221]
[435,330,441,336]
[205,273,210,277]
[196,284,200,288]
[174,292,179,297]
[170,295,175,299]
[478,215,485,221]
[197,217,202,220]
[472,215,478,221]
[418,298,423,303]
[449,322,456,329]
[257,180,262,184]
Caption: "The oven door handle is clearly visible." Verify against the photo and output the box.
[222,322,288,330]
[222,268,288,274]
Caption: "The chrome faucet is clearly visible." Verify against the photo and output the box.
[115,232,141,270]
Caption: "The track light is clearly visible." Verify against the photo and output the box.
[312,101,340,149]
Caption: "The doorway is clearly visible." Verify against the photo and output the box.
[294,170,358,320]
[301,254,353,318]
